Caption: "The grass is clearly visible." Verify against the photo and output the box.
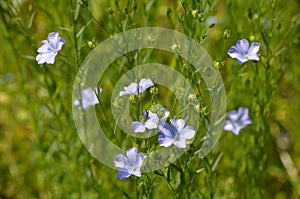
[0,0,300,198]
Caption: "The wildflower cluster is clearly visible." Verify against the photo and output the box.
[114,78,196,179]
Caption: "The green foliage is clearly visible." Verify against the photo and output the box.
[0,0,300,198]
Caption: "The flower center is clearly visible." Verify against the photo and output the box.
[52,49,57,54]
[243,54,249,60]
[174,135,179,141]
[132,166,137,171]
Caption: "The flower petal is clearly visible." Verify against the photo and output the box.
[227,46,243,59]
[132,121,146,133]
[223,121,234,131]
[174,139,187,148]
[170,119,185,132]
[37,40,50,53]
[138,78,154,93]
[36,52,55,64]
[158,123,173,138]
[248,42,260,55]
[114,154,127,168]
[145,111,159,129]
[48,32,59,49]
[118,169,131,180]
[180,126,196,139]
[158,134,173,147]
[236,39,249,54]
[126,147,138,163]
[119,83,138,96]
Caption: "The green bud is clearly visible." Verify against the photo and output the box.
[87,40,96,49]
[214,60,224,70]
[178,13,184,23]
[129,95,136,104]
[223,29,231,40]
[191,9,199,19]
[150,87,158,95]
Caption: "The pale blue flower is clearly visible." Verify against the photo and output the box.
[158,119,195,149]
[228,39,260,64]
[73,88,101,109]
[223,107,252,135]
[132,110,159,133]
[114,147,147,180]
[119,78,154,96]
[36,32,65,64]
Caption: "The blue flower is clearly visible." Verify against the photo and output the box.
[36,32,65,64]
[119,78,154,96]
[132,110,159,133]
[73,88,101,109]
[114,147,147,180]
[228,39,260,64]
[223,107,252,135]
[158,119,195,149]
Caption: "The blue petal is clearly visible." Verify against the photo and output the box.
[158,123,173,138]
[180,126,195,139]
[119,82,138,96]
[145,111,159,129]
[158,134,173,147]
[114,154,127,168]
[236,39,249,54]
[223,121,234,131]
[248,42,261,55]
[126,147,138,163]
[174,139,187,148]
[118,169,131,180]
[138,78,154,93]
[132,121,146,133]
[170,119,185,132]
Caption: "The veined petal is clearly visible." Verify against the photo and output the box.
[174,139,187,148]
[138,78,154,93]
[48,32,59,49]
[236,39,249,54]
[126,147,138,163]
[118,169,131,180]
[114,154,127,168]
[56,38,66,51]
[248,42,261,55]
[170,119,185,132]
[158,135,173,147]
[180,126,196,139]
[37,40,50,53]
[158,123,173,138]
[228,46,243,59]
[132,121,146,133]
[248,54,260,61]
[119,83,138,96]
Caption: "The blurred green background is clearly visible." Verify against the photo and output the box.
[0,0,300,198]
